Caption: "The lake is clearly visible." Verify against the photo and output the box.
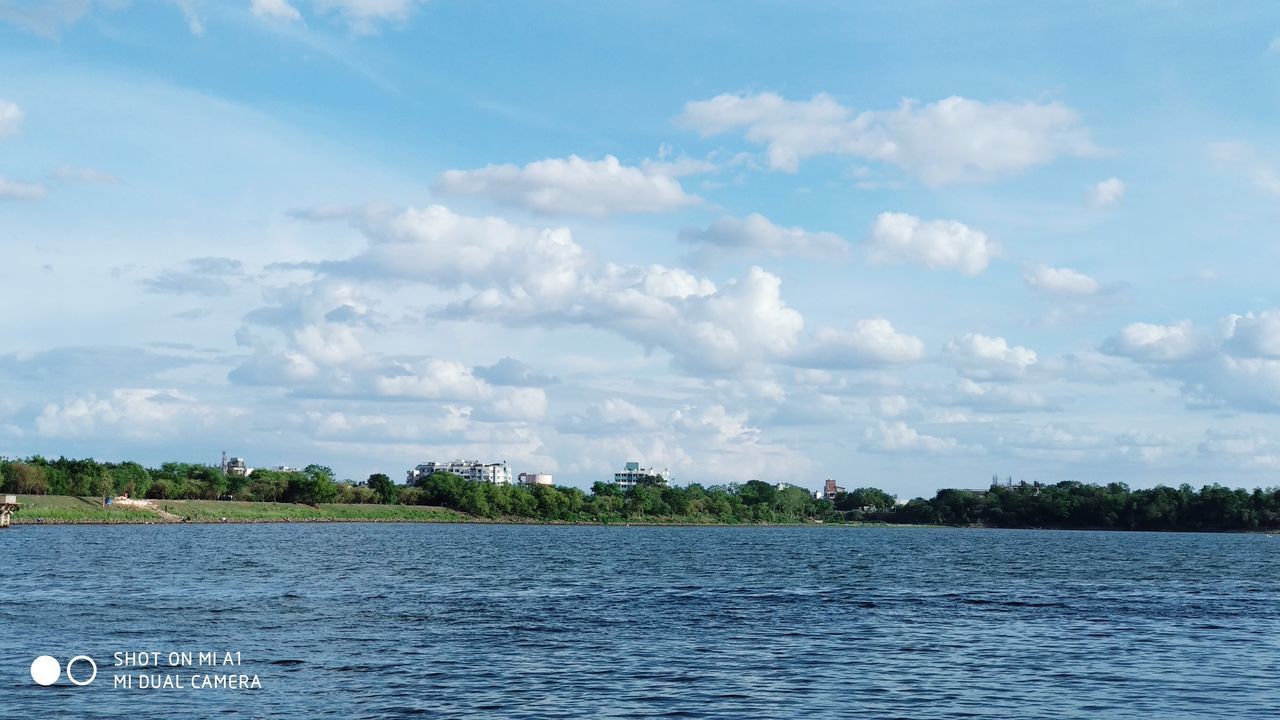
[3,524,1277,718]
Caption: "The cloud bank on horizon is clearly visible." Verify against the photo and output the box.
[1,2,1279,496]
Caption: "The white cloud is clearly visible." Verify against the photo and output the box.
[442,264,802,374]
[0,0,95,38]
[251,0,302,21]
[678,213,848,260]
[309,205,805,373]
[0,176,46,201]
[1198,428,1280,469]
[1089,177,1125,206]
[792,317,924,368]
[142,257,245,296]
[872,395,909,418]
[862,421,963,454]
[950,378,1052,412]
[1100,311,1280,412]
[866,212,995,275]
[1270,37,1280,55]
[1115,430,1175,448]
[50,165,120,184]
[171,0,204,36]
[558,398,658,435]
[678,92,1095,184]
[1210,141,1280,197]
[332,205,587,298]
[435,154,701,216]
[230,278,547,421]
[952,379,1049,412]
[943,333,1038,380]
[1024,264,1101,296]
[312,0,423,32]
[1186,356,1280,413]
[1102,320,1203,362]
[0,99,21,137]
[1221,311,1280,358]
[36,389,232,438]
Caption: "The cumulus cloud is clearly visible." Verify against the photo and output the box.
[326,205,587,297]
[1197,428,1280,469]
[1102,320,1204,363]
[862,421,965,454]
[872,395,909,418]
[1221,311,1280,358]
[678,213,848,261]
[1002,423,1105,451]
[0,175,47,201]
[313,206,804,373]
[1099,312,1280,413]
[866,212,995,275]
[1024,264,1101,296]
[557,398,658,435]
[251,0,301,20]
[0,99,21,136]
[231,279,549,422]
[943,333,1038,380]
[435,154,701,216]
[36,389,232,438]
[475,357,558,387]
[677,92,1095,184]
[791,318,924,368]
[1089,177,1125,206]
[438,263,804,373]
[949,378,1052,412]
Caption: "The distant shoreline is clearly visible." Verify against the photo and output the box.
[6,495,1276,533]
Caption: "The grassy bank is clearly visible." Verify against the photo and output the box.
[7,495,470,524]
[5,495,865,527]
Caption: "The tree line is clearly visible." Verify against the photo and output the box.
[0,456,358,506]
[3,455,1278,530]
[887,479,1280,532]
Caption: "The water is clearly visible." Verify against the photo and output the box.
[2,524,1278,718]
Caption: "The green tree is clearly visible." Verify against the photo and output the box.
[366,473,398,504]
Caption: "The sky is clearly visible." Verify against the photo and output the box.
[1,1,1280,496]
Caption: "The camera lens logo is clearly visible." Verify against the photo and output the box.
[30,655,97,686]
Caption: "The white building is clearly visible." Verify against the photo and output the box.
[407,460,512,485]
[519,472,554,486]
[613,461,668,490]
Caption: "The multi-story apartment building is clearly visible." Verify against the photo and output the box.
[406,460,512,485]
[613,461,668,490]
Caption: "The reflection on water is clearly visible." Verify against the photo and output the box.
[4,524,1278,718]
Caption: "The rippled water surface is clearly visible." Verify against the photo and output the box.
[3,524,1278,718]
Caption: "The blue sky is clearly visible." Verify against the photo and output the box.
[2,1,1280,496]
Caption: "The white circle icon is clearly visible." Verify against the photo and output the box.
[66,656,97,686]
[30,656,60,686]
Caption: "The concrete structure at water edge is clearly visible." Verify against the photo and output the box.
[613,461,668,490]
[815,478,845,502]
[407,460,512,485]
[0,494,18,528]
[519,473,554,486]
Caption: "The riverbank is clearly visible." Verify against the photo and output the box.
[6,495,472,524]
[5,494,885,527]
